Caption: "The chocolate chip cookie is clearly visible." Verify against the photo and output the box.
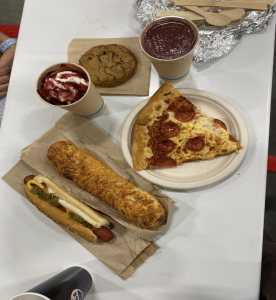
[79,44,138,87]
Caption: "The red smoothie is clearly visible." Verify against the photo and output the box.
[142,19,197,60]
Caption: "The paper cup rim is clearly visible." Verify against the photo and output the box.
[10,292,50,300]
[139,16,200,62]
[36,62,91,108]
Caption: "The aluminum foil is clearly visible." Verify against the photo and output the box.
[136,0,276,62]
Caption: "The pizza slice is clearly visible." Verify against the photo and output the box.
[132,82,242,170]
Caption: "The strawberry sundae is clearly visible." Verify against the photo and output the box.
[37,70,89,105]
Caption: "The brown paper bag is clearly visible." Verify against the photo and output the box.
[2,160,159,280]
[20,113,175,241]
[68,37,151,96]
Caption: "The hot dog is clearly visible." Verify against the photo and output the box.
[24,174,114,243]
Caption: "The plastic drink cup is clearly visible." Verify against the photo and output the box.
[139,16,199,83]
[10,266,92,300]
[36,62,105,118]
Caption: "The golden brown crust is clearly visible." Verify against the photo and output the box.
[24,186,97,243]
[132,82,181,170]
[47,141,166,229]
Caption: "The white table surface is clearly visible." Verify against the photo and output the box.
[0,1,275,299]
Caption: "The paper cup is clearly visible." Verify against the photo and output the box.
[36,62,105,118]
[10,266,92,300]
[139,16,199,83]
[10,293,50,300]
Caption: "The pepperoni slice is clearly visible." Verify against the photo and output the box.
[167,103,177,112]
[156,157,177,168]
[185,137,205,152]
[162,121,180,138]
[213,119,227,131]
[156,139,175,153]
[175,109,195,122]
[229,134,238,143]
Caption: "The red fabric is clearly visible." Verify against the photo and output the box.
[267,155,276,172]
[0,25,20,38]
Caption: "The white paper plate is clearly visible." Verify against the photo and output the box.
[121,89,248,189]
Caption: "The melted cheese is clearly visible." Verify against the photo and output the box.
[164,110,240,164]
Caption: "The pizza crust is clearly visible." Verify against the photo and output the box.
[132,82,181,170]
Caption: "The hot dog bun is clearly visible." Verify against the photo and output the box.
[24,174,114,243]
[34,175,109,228]
[25,186,97,243]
